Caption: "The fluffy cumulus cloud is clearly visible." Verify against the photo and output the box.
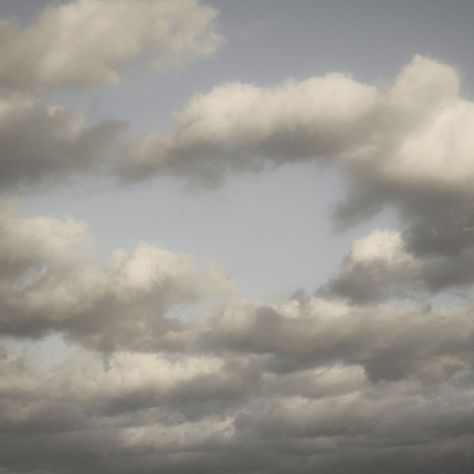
[119,54,461,188]
[0,203,474,473]
[0,95,125,191]
[0,0,221,90]
[320,226,474,303]
[118,55,474,292]
[119,70,380,185]
[2,52,474,471]
[0,201,233,351]
[0,0,221,192]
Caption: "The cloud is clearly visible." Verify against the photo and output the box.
[117,55,474,292]
[321,228,474,303]
[0,201,233,351]
[118,70,379,185]
[196,296,474,382]
[0,94,125,192]
[4,52,474,260]
[0,0,221,191]
[1,293,474,472]
[319,229,422,303]
[2,54,474,472]
[0,0,221,91]
[1,203,473,472]
[119,54,460,186]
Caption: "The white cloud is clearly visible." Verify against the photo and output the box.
[119,71,379,184]
[120,55,474,198]
[0,202,233,350]
[0,0,221,90]
[116,56,474,290]
[320,230,421,302]
[1,52,474,473]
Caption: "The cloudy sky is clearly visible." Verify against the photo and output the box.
[1,1,474,473]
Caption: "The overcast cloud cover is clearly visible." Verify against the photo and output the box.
[1,0,474,473]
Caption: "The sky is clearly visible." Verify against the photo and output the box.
[1,1,474,473]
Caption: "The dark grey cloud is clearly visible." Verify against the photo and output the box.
[1,297,474,474]
[0,95,125,192]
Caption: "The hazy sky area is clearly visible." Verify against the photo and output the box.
[1,1,474,473]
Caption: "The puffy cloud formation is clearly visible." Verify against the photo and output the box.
[0,94,124,191]
[0,204,473,472]
[0,0,220,192]
[2,53,474,472]
[319,230,425,302]
[0,0,220,90]
[321,227,474,303]
[1,292,474,473]
[119,70,379,185]
[118,56,474,293]
[120,55,462,191]
[0,201,233,351]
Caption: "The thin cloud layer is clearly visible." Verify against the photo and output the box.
[0,0,221,91]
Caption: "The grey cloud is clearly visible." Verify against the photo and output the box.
[0,329,473,473]
[319,229,422,303]
[0,202,233,351]
[0,0,221,192]
[5,52,474,271]
[0,0,221,91]
[0,95,125,192]
[2,52,474,472]
[115,56,474,294]
[2,204,472,383]
[321,228,474,303]
[196,297,474,382]
[118,71,380,185]
[1,207,474,472]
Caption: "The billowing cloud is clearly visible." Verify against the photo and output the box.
[196,296,474,382]
[0,0,221,91]
[0,201,233,351]
[0,94,125,192]
[118,69,379,185]
[319,229,424,303]
[1,52,474,472]
[0,0,221,192]
[1,293,474,472]
[117,55,474,289]
[1,203,474,472]
[321,227,474,303]
[119,55,461,190]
